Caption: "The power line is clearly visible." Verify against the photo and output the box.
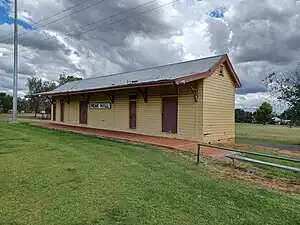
[26,0,92,27]
[12,0,158,54]
[82,0,180,36]
[12,0,181,56]
[0,0,93,41]
[0,0,94,41]
[0,0,107,44]
[7,0,183,94]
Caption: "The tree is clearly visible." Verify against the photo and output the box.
[235,109,245,123]
[0,93,13,113]
[281,108,294,121]
[265,67,300,124]
[26,77,56,117]
[26,74,82,118]
[17,97,29,113]
[235,109,253,123]
[40,80,57,118]
[254,102,273,125]
[245,111,253,123]
[0,93,31,113]
[26,77,44,116]
[58,74,82,86]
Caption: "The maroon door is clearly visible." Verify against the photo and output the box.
[79,101,88,124]
[129,101,136,129]
[53,103,56,121]
[162,97,178,133]
[60,101,65,122]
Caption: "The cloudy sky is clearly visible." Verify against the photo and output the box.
[0,0,299,112]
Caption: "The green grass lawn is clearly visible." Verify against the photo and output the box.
[236,123,300,145]
[1,122,300,225]
[0,113,9,119]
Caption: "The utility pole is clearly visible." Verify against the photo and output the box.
[12,0,18,122]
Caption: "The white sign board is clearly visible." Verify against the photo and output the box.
[90,103,111,109]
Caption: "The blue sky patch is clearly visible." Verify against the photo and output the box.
[0,0,32,29]
[209,7,226,18]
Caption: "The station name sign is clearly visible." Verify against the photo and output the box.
[90,103,111,109]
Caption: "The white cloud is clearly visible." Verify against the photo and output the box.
[0,0,299,111]
[235,92,288,113]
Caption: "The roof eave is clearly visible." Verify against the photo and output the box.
[39,80,175,97]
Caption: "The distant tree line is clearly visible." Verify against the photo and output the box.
[235,102,273,125]
[236,102,297,126]
[236,65,300,126]
[235,109,253,123]
[0,93,29,113]
[0,74,82,117]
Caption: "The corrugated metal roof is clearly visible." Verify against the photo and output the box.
[42,54,225,95]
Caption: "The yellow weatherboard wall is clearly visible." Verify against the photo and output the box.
[202,63,236,143]
[52,83,203,141]
[51,65,237,144]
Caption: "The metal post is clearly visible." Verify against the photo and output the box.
[12,0,18,122]
[197,143,201,164]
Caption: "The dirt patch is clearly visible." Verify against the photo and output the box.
[155,147,300,194]
[204,156,300,194]
[278,150,300,158]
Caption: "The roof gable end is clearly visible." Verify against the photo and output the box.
[174,54,242,88]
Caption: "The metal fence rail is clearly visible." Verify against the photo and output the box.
[196,143,300,173]
[227,154,300,173]
[197,143,300,163]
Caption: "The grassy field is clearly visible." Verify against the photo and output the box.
[236,123,300,145]
[0,112,49,119]
[0,122,300,225]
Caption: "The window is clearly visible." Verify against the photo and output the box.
[219,65,224,76]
